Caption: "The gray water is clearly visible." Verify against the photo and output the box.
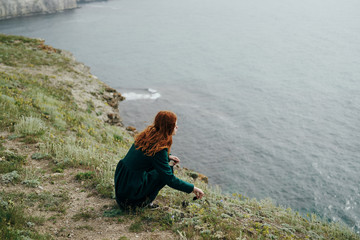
[1,0,359,232]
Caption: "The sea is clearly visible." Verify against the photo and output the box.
[0,0,359,233]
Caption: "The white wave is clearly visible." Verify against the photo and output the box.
[148,88,157,93]
[122,89,161,101]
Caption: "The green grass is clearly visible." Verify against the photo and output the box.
[0,192,51,240]
[0,35,131,198]
[0,33,71,68]
[22,167,42,188]
[0,150,26,174]
[118,237,129,240]
[72,208,97,222]
[0,33,359,240]
[76,225,94,231]
[75,171,96,181]
[129,221,144,233]
[3,190,70,215]
[14,116,47,136]
[110,180,360,239]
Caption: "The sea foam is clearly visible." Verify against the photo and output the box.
[122,88,161,101]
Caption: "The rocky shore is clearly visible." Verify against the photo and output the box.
[0,0,105,20]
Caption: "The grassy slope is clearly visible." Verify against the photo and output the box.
[0,34,359,240]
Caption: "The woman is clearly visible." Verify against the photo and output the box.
[114,111,204,209]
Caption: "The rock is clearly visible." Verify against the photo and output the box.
[187,172,199,180]
[38,43,58,53]
[114,92,125,101]
[104,86,116,92]
[102,92,124,108]
[107,98,119,108]
[186,171,208,183]
[107,113,118,120]
[106,113,121,125]
[198,173,209,183]
[126,126,137,132]
[102,95,112,101]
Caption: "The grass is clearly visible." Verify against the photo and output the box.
[76,225,94,231]
[72,208,97,222]
[0,33,359,239]
[22,167,42,188]
[0,150,26,174]
[1,170,20,184]
[14,116,47,136]
[0,192,51,240]
[104,179,360,239]
[0,34,71,69]
[75,171,96,181]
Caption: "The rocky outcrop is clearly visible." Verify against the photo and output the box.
[102,87,125,109]
[183,167,209,183]
[0,0,77,20]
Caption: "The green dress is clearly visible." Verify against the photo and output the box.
[114,143,194,208]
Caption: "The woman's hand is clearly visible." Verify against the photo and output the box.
[169,155,180,165]
[193,187,204,200]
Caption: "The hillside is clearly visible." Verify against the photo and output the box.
[0,34,359,240]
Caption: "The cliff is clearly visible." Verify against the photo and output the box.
[0,34,359,239]
[0,0,76,20]
[0,0,105,20]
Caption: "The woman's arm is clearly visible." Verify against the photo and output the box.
[153,150,205,199]
[153,149,194,193]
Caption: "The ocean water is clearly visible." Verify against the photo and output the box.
[1,0,359,232]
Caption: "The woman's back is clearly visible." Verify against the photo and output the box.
[120,144,167,172]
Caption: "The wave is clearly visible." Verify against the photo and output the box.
[122,88,161,101]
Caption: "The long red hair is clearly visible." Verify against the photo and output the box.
[135,111,177,156]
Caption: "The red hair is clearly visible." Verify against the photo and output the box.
[135,111,177,156]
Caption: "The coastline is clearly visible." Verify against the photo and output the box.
[0,34,359,239]
[0,0,107,20]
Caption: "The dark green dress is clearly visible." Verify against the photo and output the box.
[114,143,194,208]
